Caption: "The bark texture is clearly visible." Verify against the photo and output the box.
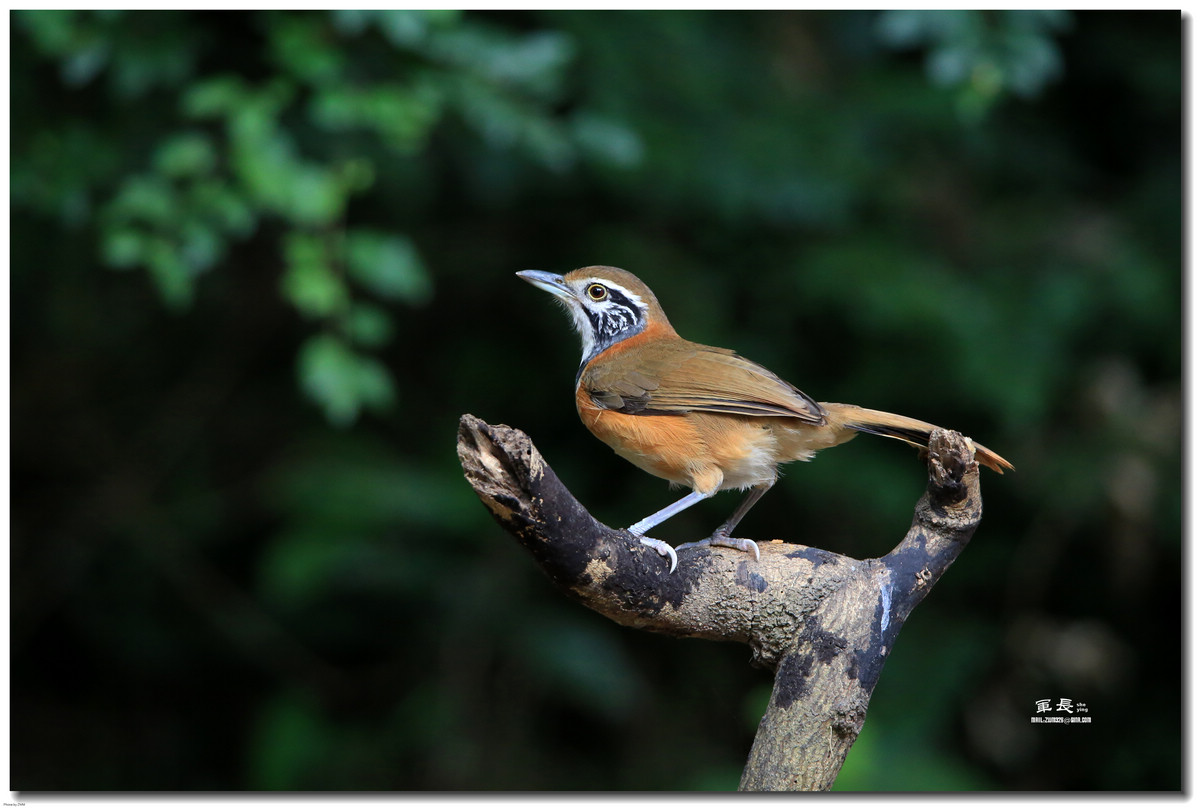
[456,413,984,791]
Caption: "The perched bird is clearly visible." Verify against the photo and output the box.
[517,266,1012,572]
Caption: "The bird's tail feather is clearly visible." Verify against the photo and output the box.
[823,403,1013,474]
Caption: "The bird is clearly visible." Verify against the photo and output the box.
[517,265,1012,573]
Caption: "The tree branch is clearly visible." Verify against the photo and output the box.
[456,413,984,791]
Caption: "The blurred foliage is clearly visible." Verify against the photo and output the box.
[877,10,1072,119]
[11,10,1180,791]
[15,9,629,426]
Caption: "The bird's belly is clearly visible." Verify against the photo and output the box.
[577,396,805,494]
[691,412,787,490]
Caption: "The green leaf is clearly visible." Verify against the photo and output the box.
[108,174,178,226]
[182,74,247,118]
[297,334,360,427]
[16,10,81,56]
[101,227,145,269]
[285,164,347,226]
[192,179,257,236]
[379,10,431,47]
[340,302,394,348]
[429,26,573,97]
[570,112,644,168]
[178,220,223,272]
[352,354,395,411]
[153,132,217,178]
[297,334,395,427]
[370,10,460,48]
[309,83,442,152]
[268,14,344,85]
[928,43,975,87]
[337,157,375,194]
[344,230,432,305]
[62,42,109,86]
[281,232,348,318]
[145,237,194,310]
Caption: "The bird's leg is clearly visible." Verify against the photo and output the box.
[674,484,771,562]
[626,489,711,573]
[628,489,711,535]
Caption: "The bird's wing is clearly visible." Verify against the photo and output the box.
[583,342,825,423]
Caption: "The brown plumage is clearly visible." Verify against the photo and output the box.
[519,265,1012,572]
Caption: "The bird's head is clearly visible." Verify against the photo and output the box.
[517,266,675,364]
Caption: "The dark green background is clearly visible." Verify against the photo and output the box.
[11,10,1181,791]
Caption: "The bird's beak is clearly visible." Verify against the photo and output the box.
[516,270,573,302]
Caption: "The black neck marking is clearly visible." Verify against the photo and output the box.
[575,286,646,381]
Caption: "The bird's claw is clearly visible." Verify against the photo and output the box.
[675,533,760,562]
[631,529,760,573]
[635,535,678,573]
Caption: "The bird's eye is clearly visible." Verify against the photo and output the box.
[586,284,608,301]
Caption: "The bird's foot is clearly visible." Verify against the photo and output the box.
[675,530,761,562]
[631,534,678,573]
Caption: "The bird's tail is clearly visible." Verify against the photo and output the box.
[822,403,1013,474]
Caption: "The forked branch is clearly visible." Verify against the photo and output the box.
[456,413,983,790]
